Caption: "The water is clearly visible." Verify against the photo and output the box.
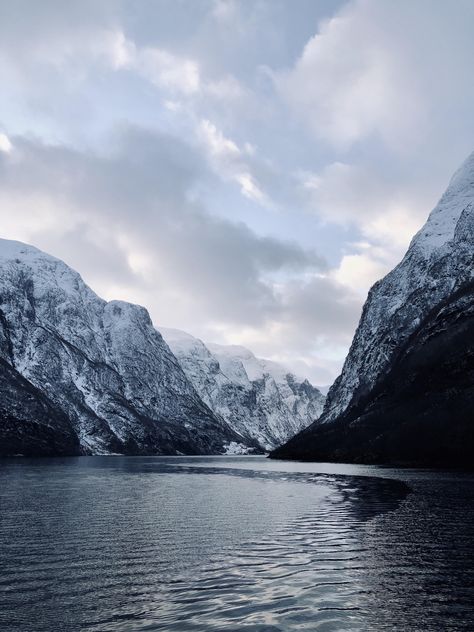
[0,456,473,631]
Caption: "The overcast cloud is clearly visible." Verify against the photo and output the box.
[0,0,473,384]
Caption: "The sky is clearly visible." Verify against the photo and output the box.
[0,0,473,385]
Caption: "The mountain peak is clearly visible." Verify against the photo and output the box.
[410,150,474,254]
[0,240,244,456]
[161,328,325,450]
[0,237,46,260]
[272,150,474,466]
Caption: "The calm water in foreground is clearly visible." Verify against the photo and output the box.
[0,456,473,631]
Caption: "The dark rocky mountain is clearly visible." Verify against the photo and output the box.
[0,239,249,456]
[272,152,474,466]
[0,357,80,456]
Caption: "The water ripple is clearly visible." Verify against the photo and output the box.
[0,457,473,631]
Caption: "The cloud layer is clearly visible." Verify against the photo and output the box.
[1,0,473,383]
[0,128,359,383]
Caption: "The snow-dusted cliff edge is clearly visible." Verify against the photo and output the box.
[323,151,474,423]
[272,151,474,466]
[161,328,325,450]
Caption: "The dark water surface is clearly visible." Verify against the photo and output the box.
[0,456,473,631]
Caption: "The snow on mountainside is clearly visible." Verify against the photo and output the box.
[161,328,325,450]
[320,150,474,423]
[272,150,474,466]
[0,239,247,456]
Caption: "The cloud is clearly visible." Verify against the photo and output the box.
[197,119,270,206]
[0,2,120,78]
[114,37,201,95]
[301,161,425,255]
[0,3,247,110]
[332,251,388,295]
[0,134,319,301]
[275,1,415,148]
[198,119,240,157]
[0,126,362,383]
[0,133,12,153]
[276,0,474,153]
[2,0,473,385]
[296,155,458,301]
[205,75,247,101]
[212,0,239,24]
[218,272,362,383]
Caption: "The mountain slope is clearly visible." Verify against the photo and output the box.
[161,329,325,450]
[0,357,80,456]
[0,239,245,456]
[272,151,474,466]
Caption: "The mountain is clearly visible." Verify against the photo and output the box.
[160,328,325,450]
[0,239,248,456]
[272,151,474,466]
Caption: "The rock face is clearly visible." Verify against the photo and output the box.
[0,240,246,456]
[0,357,80,456]
[272,151,474,466]
[161,328,325,450]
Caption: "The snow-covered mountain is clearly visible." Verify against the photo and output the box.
[0,239,249,456]
[160,329,325,450]
[272,151,474,466]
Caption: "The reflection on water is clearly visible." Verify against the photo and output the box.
[0,456,473,631]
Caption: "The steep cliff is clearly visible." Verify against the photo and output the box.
[272,152,474,466]
[0,239,245,456]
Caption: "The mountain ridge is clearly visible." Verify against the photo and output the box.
[160,327,325,450]
[271,151,474,466]
[0,239,247,456]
